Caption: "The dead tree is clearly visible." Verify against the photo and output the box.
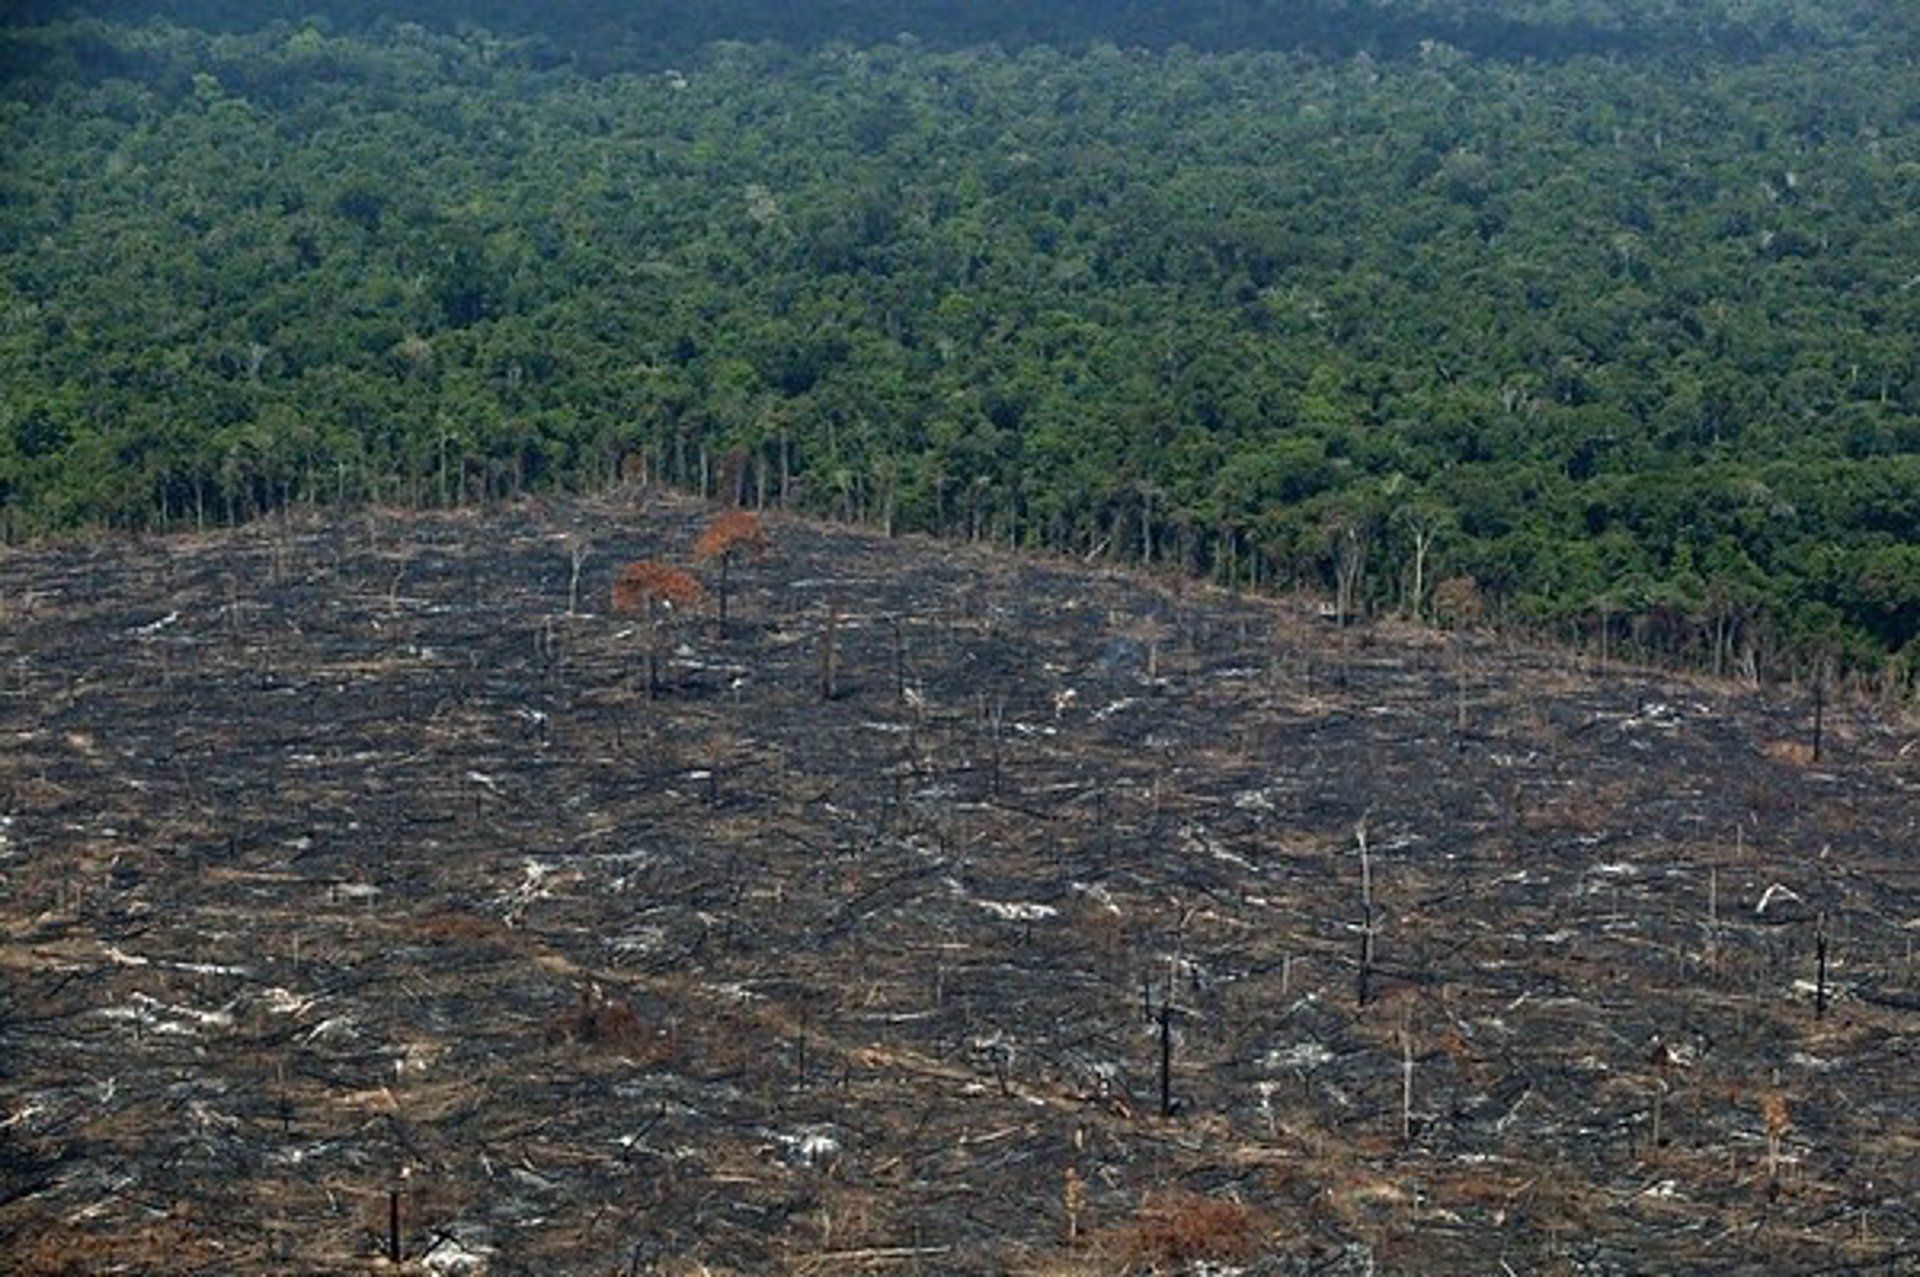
[693,510,769,635]
[890,614,907,703]
[1141,976,1182,1121]
[1332,521,1368,630]
[389,1187,402,1264]
[1399,1008,1414,1144]
[1356,817,1376,1007]
[564,535,591,617]
[979,692,1008,797]
[1815,915,1829,1020]
[1396,504,1448,621]
[611,561,704,699]
[819,593,840,702]
[1647,1038,1678,1156]
[1158,999,1176,1119]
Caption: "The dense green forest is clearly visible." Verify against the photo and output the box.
[6,0,1911,67]
[1,4,1915,688]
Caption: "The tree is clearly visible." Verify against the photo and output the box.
[562,533,591,617]
[7,13,1916,684]
[1329,515,1371,630]
[693,510,770,634]
[611,561,704,699]
[1396,502,1453,621]
[1431,576,1485,631]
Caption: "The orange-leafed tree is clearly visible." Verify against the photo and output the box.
[692,510,770,633]
[611,561,704,699]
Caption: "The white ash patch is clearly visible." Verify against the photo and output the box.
[1620,701,1692,731]
[99,993,235,1037]
[1183,824,1256,873]
[257,987,321,1017]
[1264,1042,1335,1072]
[499,859,567,918]
[1071,881,1122,915]
[766,1126,841,1167]
[393,1041,440,1079]
[1232,787,1276,813]
[977,899,1057,922]
[301,1015,356,1043]
[420,1235,493,1276]
[1790,978,1848,1003]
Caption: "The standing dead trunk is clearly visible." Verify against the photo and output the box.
[647,609,663,701]
[1157,1001,1174,1119]
[1400,1015,1414,1143]
[1357,818,1375,1006]
[1815,919,1829,1020]
[1334,525,1367,629]
[1812,668,1826,762]
[566,539,589,617]
[819,596,839,702]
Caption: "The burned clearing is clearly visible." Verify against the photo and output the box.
[2,497,1916,1274]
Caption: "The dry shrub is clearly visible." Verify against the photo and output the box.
[694,510,771,563]
[550,986,673,1061]
[611,560,704,614]
[1122,1190,1256,1270]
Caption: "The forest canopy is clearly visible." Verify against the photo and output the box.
[0,3,1915,686]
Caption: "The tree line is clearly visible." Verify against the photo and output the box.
[0,12,1914,691]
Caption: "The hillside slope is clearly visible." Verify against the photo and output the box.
[2,498,1916,1273]
[4,16,1916,677]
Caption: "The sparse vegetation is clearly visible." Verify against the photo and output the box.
[611,559,705,698]
[695,511,771,634]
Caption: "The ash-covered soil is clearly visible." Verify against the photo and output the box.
[2,497,1916,1275]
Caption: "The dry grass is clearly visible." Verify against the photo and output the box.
[1118,1190,1258,1270]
